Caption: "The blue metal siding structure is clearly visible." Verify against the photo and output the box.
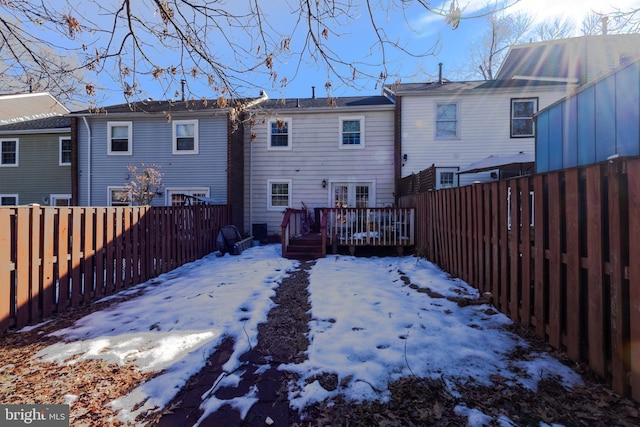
[564,96,578,168]
[536,61,640,172]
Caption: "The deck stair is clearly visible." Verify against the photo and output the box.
[283,233,324,259]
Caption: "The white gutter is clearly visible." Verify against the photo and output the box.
[82,116,91,205]
[245,91,269,232]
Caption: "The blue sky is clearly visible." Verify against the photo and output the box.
[74,0,637,106]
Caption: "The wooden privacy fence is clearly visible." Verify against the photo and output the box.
[400,157,640,402]
[0,204,230,332]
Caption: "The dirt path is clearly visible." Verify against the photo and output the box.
[153,260,314,426]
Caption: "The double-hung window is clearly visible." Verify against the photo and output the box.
[1,139,18,166]
[108,186,131,206]
[511,98,538,137]
[435,103,458,139]
[267,179,291,210]
[339,116,365,149]
[268,118,292,150]
[59,137,71,165]
[107,122,132,155]
[173,119,199,154]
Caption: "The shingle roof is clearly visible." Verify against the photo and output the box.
[70,98,232,115]
[496,43,575,81]
[0,115,70,132]
[0,92,69,123]
[386,79,570,96]
[495,34,640,83]
[258,95,394,109]
[70,95,394,115]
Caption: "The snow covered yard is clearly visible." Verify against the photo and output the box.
[2,244,639,426]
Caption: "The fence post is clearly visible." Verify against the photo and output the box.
[627,160,640,401]
[586,165,606,378]
[533,174,545,337]
[547,172,562,349]
[83,208,96,302]
[71,208,83,306]
[42,208,56,319]
[57,208,70,311]
[607,160,628,396]
[30,207,42,323]
[564,169,582,361]
[0,209,12,330]
[520,176,532,327]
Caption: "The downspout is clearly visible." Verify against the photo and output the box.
[82,116,91,205]
[244,90,269,233]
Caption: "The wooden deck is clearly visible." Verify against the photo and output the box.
[281,207,415,259]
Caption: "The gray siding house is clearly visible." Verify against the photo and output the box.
[70,98,252,230]
[0,115,72,206]
[243,96,396,238]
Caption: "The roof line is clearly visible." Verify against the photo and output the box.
[512,75,579,83]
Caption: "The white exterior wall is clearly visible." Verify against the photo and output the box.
[244,107,395,236]
[399,86,574,185]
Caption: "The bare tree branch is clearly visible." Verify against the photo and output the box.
[0,0,541,107]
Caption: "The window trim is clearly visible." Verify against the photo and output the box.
[50,194,72,206]
[510,97,538,138]
[107,121,133,155]
[434,102,459,140]
[339,116,365,149]
[59,136,71,166]
[267,118,292,151]
[0,194,18,205]
[267,179,292,211]
[172,119,199,154]
[107,186,131,206]
[165,187,211,206]
[435,167,459,189]
[328,180,376,208]
[0,138,19,167]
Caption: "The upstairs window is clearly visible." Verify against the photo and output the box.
[435,103,458,139]
[511,98,538,137]
[59,137,72,165]
[173,120,199,154]
[107,122,132,155]
[268,118,292,150]
[339,116,365,149]
[1,139,18,166]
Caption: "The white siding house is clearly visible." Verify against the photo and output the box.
[387,34,640,188]
[244,96,396,238]
[386,80,576,187]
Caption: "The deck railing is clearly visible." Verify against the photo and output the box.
[324,207,415,248]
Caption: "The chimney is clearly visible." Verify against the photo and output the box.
[602,16,608,35]
[311,86,316,99]
[438,63,443,84]
[180,79,186,101]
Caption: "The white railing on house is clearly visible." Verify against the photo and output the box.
[324,207,415,247]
